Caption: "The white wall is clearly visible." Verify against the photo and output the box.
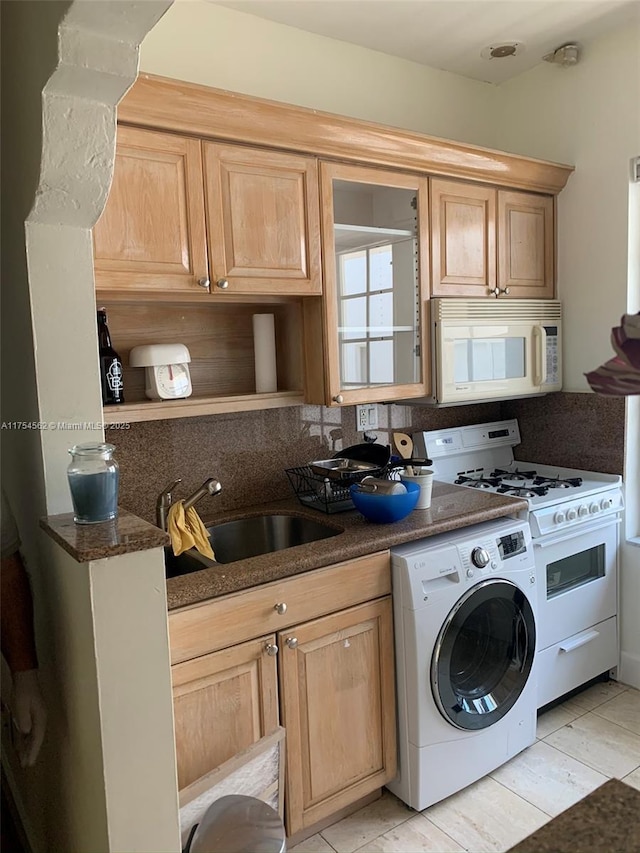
[140,0,499,148]
[495,24,640,391]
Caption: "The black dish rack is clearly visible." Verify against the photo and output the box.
[285,463,396,513]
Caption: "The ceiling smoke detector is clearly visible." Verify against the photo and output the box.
[481,42,524,60]
[543,43,580,66]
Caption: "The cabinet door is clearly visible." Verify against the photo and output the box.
[203,143,321,295]
[430,178,496,297]
[279,597,396,834]
[498,191,554,297]
[171,634,279,790]
[313,162,430,406]
[93,126,209,295]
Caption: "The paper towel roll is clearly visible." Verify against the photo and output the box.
[253,314,278,393]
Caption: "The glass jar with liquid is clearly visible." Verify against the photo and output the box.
[67,443,119,524]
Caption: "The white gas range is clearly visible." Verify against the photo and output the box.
[414,419,624,708]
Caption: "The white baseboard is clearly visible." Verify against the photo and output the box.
[619,650,640,690]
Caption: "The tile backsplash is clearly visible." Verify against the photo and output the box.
[111,392,625,524]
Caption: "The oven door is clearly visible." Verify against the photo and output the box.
[534,516,619,651]
[431,579,536,731]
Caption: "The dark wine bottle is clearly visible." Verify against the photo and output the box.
[97,308,125,405]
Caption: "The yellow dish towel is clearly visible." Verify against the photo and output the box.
[167,501,216,560]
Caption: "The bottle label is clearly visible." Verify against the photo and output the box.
[106,361,124,392]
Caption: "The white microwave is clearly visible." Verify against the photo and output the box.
[426,298,562,405]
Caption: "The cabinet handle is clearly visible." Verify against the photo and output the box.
[265,643,279,657]
[286,637,298,649]
[274,602,287,615]
[216,278,230,290]
[197,277,210,290]
[332,394,344,404]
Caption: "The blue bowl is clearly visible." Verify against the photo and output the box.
[350,480,420,524]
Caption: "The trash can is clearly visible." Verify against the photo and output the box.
[183,794,286,853]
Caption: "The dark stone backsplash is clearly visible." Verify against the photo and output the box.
[502,394,625,474]
[111,392,625,524]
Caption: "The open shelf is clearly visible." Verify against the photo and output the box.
[334,223,415,253]
[100,298,305,423]
[102,390,304,423]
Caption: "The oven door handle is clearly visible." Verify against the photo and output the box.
[559,629,600,653]
[533,517,620,549]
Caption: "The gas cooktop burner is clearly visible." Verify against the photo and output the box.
[533,476,583,489]
[497,485,549,498]
[491,468,537,481]
[455,476,502,489]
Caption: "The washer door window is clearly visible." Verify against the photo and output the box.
[431,579,535,730]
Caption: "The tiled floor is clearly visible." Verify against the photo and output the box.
[290,681,640,853]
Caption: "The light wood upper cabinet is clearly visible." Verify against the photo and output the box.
[308,161,431,406]
[93,126,209,295]
[498,190,554,298]
[430,179,554,298]
[279,597,396,835]
[171,634,279,790]
[430,179,496,296]
[202,143,322,295]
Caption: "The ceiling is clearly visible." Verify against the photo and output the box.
[213,0,640,84]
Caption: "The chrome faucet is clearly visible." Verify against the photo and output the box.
[156,477,222,530]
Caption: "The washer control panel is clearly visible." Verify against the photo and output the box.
[391,517,534,608]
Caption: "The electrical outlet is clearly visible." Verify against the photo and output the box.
[356,404,378,431]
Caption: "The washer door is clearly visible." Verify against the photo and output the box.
[431,579,535,730]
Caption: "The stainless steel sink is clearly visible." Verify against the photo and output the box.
[164,513,341,577]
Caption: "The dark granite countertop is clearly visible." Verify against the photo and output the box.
[39,482,526,609]
[508,778,640,852]
[39,508,169,562]
[165,481,527,610]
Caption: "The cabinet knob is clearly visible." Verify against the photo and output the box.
[274,602,287,615]
[216,278,230,290]
[500,287,511,295]
[198,277,210,290]
[286,637,298,649]
[332,394,344,404]
[265,643,279,657]
[488,286,510,297]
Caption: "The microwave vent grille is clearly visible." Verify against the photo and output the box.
[434,299,562,322]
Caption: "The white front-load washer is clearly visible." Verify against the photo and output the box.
[387,517,537,811]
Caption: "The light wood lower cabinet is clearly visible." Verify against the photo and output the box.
[168,552,396,835]
[171,634,279,790]
[279,598,396,834]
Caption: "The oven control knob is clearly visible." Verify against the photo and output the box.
[566,508,578,521]
[554,511,565,524]
[589,503,600,515]
[471,547,490,568]
[600,497,613,510]
[578,505,589,517]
